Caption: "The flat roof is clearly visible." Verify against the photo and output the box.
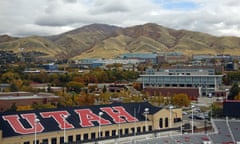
[140,74,223,77]
[0,95,59,100]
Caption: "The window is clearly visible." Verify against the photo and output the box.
[68,135,73,142]
[131,127,135,134]
[83,133,88,141]
[165,117,169,127]
[112,130,116,136]
[105,130,110,137]
[51,138,57,144]
[33,140,39,144]
[137,127,141,133]
[125,128,129,135]
[91,132,96,139]
[60,137,64,144]
[76,134,81,141]
[149,126,152,131]
[159,118,163,128]
[119,129,123,136]
[143,126,146,132]
[42,139,48,144]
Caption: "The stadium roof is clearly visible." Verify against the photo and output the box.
[0,102,161,138]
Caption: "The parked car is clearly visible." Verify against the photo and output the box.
[182,111,188,115]
[195,114,205,120]
[188,114,197,119]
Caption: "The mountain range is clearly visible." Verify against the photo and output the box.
[1,23,240,60]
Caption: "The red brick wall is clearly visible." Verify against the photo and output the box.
[0,97,58,112]
[144,87,199,100]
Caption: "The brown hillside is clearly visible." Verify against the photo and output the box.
[0,36,67,58]
[1,23,240,59]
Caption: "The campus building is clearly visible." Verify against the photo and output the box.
[141,68,223,97]
[0,92,59,112]
[118,53,158,64]
[0,102,182,144]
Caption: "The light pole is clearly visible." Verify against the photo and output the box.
[63,115,68,143]
[118,112,120,142]
[209,93,213,119]
[225,89,229,100]
[134,108,136,136]
[98,112,103,140]
[144,108,149,132]
[169,105,174,133]
[34,118,40,144]
[191,105,195,134]
[181,120,183,135]
[133,108,136,144]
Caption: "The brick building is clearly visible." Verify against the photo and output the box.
[144,87,199,100]
[0,92,59,112]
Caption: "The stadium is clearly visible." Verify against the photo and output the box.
[0,102,182,144]
[1,101,240,144]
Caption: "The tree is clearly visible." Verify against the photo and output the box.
[9,83,19,92]
[172,93,190,107]
[99,92,112,104]
[32,103,56,110]
[212,102,223,118]
[234,93,240,100]
[17,105,33,111]
[56,91,76,107]
[1,72,20,82]
[228,83,239,100]
[66,81,84,93]
[102,85,107,93]
[78,91,95,106]
[1,72,23,91]
[226,71,240,85]
[88,84,97,93]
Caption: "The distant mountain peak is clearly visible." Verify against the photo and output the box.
[64,23,122,35]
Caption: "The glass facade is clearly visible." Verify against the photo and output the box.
[141,68,223,96]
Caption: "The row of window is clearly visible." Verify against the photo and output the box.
[23,126,153,144]
[144,83,216,88]
[144,77,221,83]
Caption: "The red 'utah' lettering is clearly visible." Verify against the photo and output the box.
[40,111,74,129]
[3,113,44,135]
[101,106,138,123]
[75,109,111,127]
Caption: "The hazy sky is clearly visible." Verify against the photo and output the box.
[1,0,240,37]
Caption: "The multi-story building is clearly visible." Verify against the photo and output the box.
[0,102,182,144]
[141,67,223,97]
